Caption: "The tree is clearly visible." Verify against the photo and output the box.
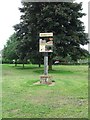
[14,2,89,70]
[2,33,19,66]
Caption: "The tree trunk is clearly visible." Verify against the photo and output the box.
[48,55,52,70]
[15,59,17,67]
[38,54,41,68]
[38,58,41,68]
[22,60,24,68]
[39,63,41,68]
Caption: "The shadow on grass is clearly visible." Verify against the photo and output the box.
[11,64,74,75]
[14,66,43,70]
[34,69,74,74]
[16,67,39,70]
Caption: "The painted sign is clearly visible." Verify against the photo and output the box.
[39,38,53,52]
[39,33,53,37]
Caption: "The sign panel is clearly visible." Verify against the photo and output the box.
[39,33,53,37]
[39,32,53,52]
[39,38,53,52]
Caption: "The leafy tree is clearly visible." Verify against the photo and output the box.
[14,2,89,70]
[2,33,19,66]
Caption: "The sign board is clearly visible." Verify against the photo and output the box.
[39,32,53,52]
[39,33,53,37]
[39,38,53,52]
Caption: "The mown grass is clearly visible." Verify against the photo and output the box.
[2,64,88,118]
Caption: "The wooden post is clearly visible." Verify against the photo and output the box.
[44,52,48,75]
[44,52,48,82]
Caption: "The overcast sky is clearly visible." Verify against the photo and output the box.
[0,0,89,51]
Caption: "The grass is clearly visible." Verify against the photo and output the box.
[2,64,88,118]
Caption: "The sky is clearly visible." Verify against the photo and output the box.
[0,0,89,51]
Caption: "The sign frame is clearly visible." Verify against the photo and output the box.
[39,33,53,37]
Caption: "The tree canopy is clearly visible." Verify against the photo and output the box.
[2,33,18,65]
[4,2,89,68]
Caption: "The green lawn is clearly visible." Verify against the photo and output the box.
[2,64,88,118]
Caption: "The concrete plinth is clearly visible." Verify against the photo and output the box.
[40,75,52,84]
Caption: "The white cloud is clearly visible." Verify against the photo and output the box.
[0,0,21,50]
[75,0,89,51]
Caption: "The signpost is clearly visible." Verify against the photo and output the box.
[44,52,48,75]
[39,32,53,83]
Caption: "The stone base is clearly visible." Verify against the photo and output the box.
[40,75,52,84]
